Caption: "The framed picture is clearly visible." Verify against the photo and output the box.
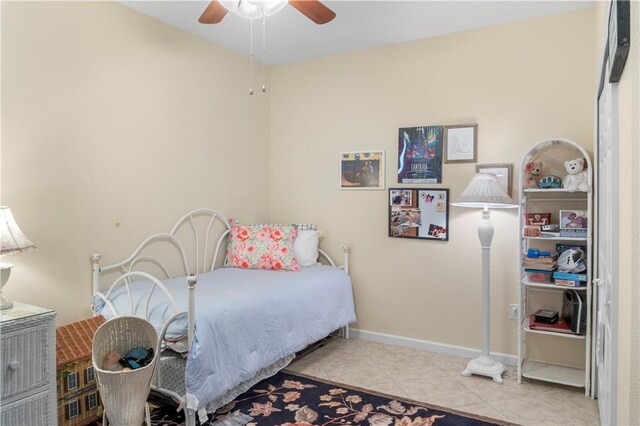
[559,210,588,230]
[444,124,477,163]
[340,150,385,190]
[608,0,630,83]
[476,163,513,197]
[389,188,449,241]
[397,126,443,184]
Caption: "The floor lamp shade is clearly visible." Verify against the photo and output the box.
[451,174,516,383]
[0,206,37,310]
[451,173,517,209]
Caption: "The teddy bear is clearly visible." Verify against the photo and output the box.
[563,158,589,192]
[523,161,543,188]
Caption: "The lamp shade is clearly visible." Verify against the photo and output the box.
[451,173,517,209]
[0,206,36,255]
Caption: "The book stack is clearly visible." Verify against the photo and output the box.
[523,249,556,271]
[529,315,575,334]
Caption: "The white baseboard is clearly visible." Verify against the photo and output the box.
[349,328,517,367]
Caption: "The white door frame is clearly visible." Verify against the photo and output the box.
[593,4,618,424]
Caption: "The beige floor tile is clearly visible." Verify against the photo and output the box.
[399,375,484,408]
[323,362,396,389]
[493,394,597,426]
[458,373,557,402]
[286,354,329,380]
[291,337,599,425]
[452,401,525,425]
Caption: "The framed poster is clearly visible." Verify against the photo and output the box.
[340,150,385,190]
[389,188,449,241]
[397,126,443,184]
[444,124,477,163]
[476,163,513,197]
[608,0,630,83]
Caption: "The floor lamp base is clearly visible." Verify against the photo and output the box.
[461,355,505,384]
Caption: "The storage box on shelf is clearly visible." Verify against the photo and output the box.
[517,138,593,395]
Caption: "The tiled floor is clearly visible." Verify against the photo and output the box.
[285,337,600,426]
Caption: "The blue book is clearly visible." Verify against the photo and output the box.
[553,271,588,281]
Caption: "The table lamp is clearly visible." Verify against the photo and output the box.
[451,173,517,383]
[0,206,37,310]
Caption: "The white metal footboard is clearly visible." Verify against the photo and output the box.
[319,243,352,339]
[91,209,231,423]
[91,267,197,405]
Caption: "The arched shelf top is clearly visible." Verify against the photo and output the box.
[520,138,593,189]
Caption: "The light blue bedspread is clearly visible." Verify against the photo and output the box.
[95,265,356,411]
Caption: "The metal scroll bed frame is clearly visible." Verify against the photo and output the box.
[90,208,351,425]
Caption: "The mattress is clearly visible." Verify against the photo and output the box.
[95,265,356,412]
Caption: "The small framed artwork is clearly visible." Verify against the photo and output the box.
[476,163,513,197]
[444,124,477,163]
[340,150,385,190]
[560,210,588,230]
[389,188,449,241]
[608,0,630,83]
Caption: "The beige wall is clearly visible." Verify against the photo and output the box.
[2,0,609,390]
[595,0,640,423]
[270,8,596,357]
[1,2,271,325]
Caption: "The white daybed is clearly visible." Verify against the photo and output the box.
[91,208,355,426]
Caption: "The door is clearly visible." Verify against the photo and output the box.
[595,51,617,426]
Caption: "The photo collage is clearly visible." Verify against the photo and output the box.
[389,188,449,240]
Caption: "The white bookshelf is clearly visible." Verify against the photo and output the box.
[517,138,593,396]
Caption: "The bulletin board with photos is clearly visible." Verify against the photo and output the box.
[389,188,449,241]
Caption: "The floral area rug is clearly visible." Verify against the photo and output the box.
[149,371,516,426]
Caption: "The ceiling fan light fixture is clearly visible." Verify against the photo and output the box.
[219,0,288,19]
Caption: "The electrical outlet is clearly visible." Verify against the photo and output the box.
[509,304,519,320]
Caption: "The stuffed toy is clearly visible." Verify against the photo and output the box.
[563,158,589,192]
[523,161,543,188]
[102,350,124,371]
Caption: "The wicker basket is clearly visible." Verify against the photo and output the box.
[92,316,158,426]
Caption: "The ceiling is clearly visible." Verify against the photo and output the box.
[121,1,594,66]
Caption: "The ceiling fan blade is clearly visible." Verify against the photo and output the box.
[199,0,228,24]
[289,0,336,25]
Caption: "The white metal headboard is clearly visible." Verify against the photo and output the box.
[92,208,231,297]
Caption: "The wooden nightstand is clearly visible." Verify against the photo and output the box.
[1,302,56,425]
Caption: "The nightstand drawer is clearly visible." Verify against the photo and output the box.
[1,315,52,400]
[1,389,53,426]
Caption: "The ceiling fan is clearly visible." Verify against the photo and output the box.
[199,0,336,25]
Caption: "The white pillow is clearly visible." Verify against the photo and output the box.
[294,230,319,267]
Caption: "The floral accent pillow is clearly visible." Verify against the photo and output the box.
[227,223,300,271]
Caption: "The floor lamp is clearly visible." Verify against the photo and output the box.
[451,173,517,384]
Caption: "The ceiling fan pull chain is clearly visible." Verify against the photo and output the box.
[249,11,254,96]
[262,13,267,93]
